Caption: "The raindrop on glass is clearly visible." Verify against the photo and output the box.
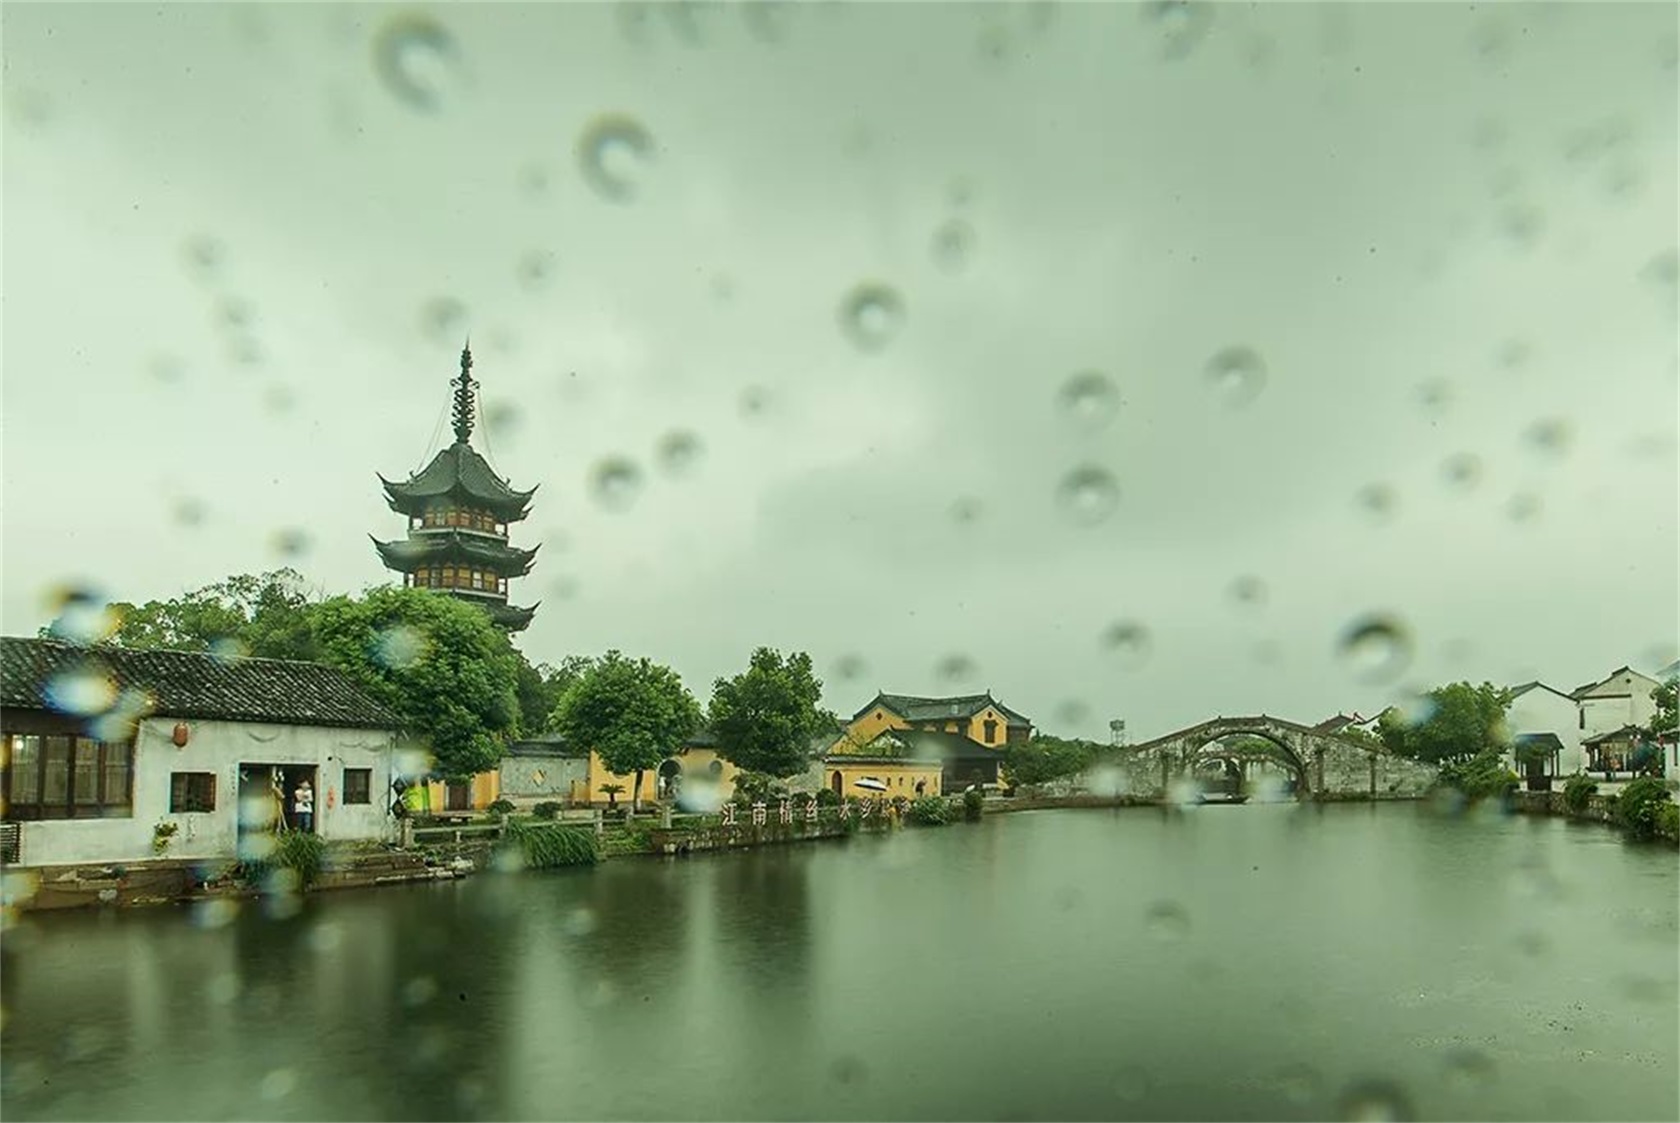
[1111,1064,1152,1102]
[1100,620,1151,669]
[838,282,906,352]
[1142,1,1214,60]
[1204,346,1267,408]
[43,585,120,645]
[1506,492,1542,523]
[1338,614,1412,685]
[264,384,296,415]
[834,654,867,681]
[1442,1046,1496,1089]
[372,13,459,113]
[1524,418,1571,459]
[590,457,644,511]
[1055,699,1090,726]
[1335,1077,1416,1122]
[420,296,467,343]
[655,430,703,476]
[485,402,520,442]
[829,1055,868,1085]
[739,385,770,418]
[1055,465,1120,526]
[1275,1063,1323,1105]
[1416,379,1451,413]
[1497,202,1545,249]
[258,1068,297,1102]
[1440,453,1482,490]
[936,654,978,683]
[1143,899,1191,943]
[1058,370,1118,432]
[577,113,655,203]
[561,907,598,938]
[1229,575,1266,608]
[1641,248,1678,291]
[273,528,312,558]
[950,496,982,526]
[148,354,186,384]
[517,251,554,290]
[931,219,975,272]
[401,976,439,1007]
[183,235,224,277]
[209,637,250,664]
[1355,484,1397,522]
[375,625,428,670]
[45,665,117,717]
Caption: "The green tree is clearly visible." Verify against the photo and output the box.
[309,586,521,781]
[548,651,702,814]
[1377,682,1512,765]
[71,569,318,659]
[709,648,832,779]
[513,654,597,737]
[1648,675,1677,740]
[1004,734,1101,786]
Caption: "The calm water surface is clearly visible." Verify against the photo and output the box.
[3,805,1676,1121]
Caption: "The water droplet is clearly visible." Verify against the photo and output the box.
[1497,202,1545,249]
[484,402,519,444]
[1229,575,1266,608]
[517,250,554,290]
[1335,1077,1416,1122]
[191,898,240,929]
[1055,465,1120,526]
[402,976,439,1008]
[1275,1063,1323,1104]
[561,907,598,938]
[931,219,975,272]
[743,1,793,44]
[209,637,249,664]
[45,664,118,717]
[420,296,467,343]
[1441,453,1482,490]
[1506,492,1542,522]
[1058,370,1118,431]
[1496,338,1532,370]
[372,13,459,113]
[1055,699,1090,726]
[1338,614,1412,685]
[207,972,241,1005]
[7,86,53,128]
[1142,1,1214,60]
[829,1055,868,1085]
[375,625,428,670]
[1416,379,1452,413]
[1143,899,1191,942]
[1204,346,1267,408]
[950,496,983,525]
[578,113,654,202]
[88,688,154,741]
[148,354,187,384]
[655,430,703,476]
[272,528,312,558]
[1524,418,1571,458]
[834,654,867,681]
[947,177,976,208]
[264,384,296,415]
[1355,484,1397,521]
[258,1068,297,1102]
[589,457,644,511]
[1442,1046,1496,1089]
[1100,620,1151,669]
[517,163,550,197]
[936,654,979,683]
[43,585,120,645]
[1641,248,1678,290]
[838,283,906,352]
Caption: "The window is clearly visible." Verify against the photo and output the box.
[983,719,998,744]
[1579,710,1585,729]
[343,768,372,805]
[169,772,216,813]
[2,734,132,820]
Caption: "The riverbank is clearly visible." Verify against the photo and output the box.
[1510,788,1680,847]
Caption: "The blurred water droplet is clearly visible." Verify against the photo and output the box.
[1144,899,1191,942]
[1442,1046,1496,1089]
[183,235,224,276]
[207,972,241,1005]
[829,1055,868,1085]
[950,496,982,526]
[1058,370,1118,431]
[1251,639,1282,666]
[1336,1077,1416,1122]
[1100,620,1151,669]
[936,654,979,683]
[1275,1063,1323,1104]
[655,430,703,476]
[550,576,580,600]
[1055,465,1119,526]
[838,283,906,352]
[1416,379,1452,413]
[1524,418,1571,459]
[402,976,439,1008]
[977,25,1012,65]
[272,528,312,558]
[1055,699,1089,726]
[517,163,550,196]
[421,296,467,343]
[947,177,976,208]
[1204,346,1267,408]
[1142,1,1214,60]
[517,250,554,290]
[258,1068,297,1102]
[1514,929,1549,957]
[1355,484,1397,522]
[1496,338,1532,370]
[88,688,154,741]
[375,625,428,670]
[43,585,120,645]
[7,86,53,128]
[1229,575,1266,608]
[578,113,654,202]
[484,402,520,443]
[209,637,249,664]
[931,219,975,272]
[45,664,117,717]
[149,354,186,383]
[590,457,644,511]
[372,13,459,113]
[264,384,296,415]
[1498,202,1545,248]
[835,654,867,681]
[739,385,771,418]
[1338,614,1412,685]
[1506,492,1542,522]
[1441,453,1482,490]
[561,907,598,938]
[191,898,240,929]
[743,1,793,44]
[1641,248,1678,290]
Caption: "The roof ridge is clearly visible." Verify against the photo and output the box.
[14,634,353,672]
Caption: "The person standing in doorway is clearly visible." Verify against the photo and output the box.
[294,779,315,833]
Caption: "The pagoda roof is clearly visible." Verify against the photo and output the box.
[380,441,536,521]
[370,532,539,577]
[485,600,539,632]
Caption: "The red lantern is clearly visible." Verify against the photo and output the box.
[172,722,190,747]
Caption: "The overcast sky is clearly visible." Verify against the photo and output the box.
[3,2,1675,740]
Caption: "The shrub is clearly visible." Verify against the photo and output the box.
[962,788,985,821]
[241,829,328,889]
[1563,773,1597,814]
[1436,750,1519,803]
[487,798,516,816]
[1656,801,1679,844]
[1612,777,1674,841]
[532,801,562,820]
[907,797,956,827]
[815,787,841,807]
[501,820,600,868]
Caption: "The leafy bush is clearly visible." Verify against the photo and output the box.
[1656,801,1679,844]
[502,820,600,868]
[962,788,985,821]
[1563,773,1598,814]
[1436,749,1518,803]
[242,829,328,889]
[815,787,841,807]
[532,801,562,820]
[907,797,956,826]
[730,770,787,806]
[1612,778,1674,841]
[487,798,516,816]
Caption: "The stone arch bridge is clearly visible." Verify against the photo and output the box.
[1112,715,1437,801]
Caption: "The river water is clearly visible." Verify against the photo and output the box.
[2,804,1675,1121]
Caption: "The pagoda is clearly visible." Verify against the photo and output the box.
[372,344,540,631]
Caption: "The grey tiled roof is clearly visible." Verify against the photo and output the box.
[1,637,399,730]
[380,441,536,520]
[371,531,539,575]
[856,691,1033,726]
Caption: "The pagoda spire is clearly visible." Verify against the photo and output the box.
[451,340,476,444]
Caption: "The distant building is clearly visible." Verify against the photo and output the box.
[1503,681,1587,784]
[372,344,540,632]
[828,691,1034,793]
[1571,666,1662,743]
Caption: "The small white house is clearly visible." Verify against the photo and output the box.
[1503,681,1587,781]
[1572,666,1662,742]
[1,636,404,872]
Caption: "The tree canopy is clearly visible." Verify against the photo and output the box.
[709,647,833,779]
[1004,734,1103,787]
[1649,675,1677,740]
[548,651,702,809]
[515,654,597,738]
[70,569,321,660]
[1378,682,1512,764]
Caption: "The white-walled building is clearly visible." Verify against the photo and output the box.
[1503,681,1587,780]
[1,637,404,871]
[1571,666,1662,742]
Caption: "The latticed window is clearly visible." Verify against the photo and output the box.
[3,734,133,820]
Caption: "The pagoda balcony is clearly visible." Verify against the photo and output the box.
[408,521,508,539]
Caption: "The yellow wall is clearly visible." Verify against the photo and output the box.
[824,760,943,799]
[418,770,500,812]
[582,747,740,805]
[836,702,1016,752]
[833,706,910,753]
[962,707,1011,748]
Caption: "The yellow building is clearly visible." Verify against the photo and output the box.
[577,736,741,807]
[823,753,945,799]
[829,692,1033,791]
[407,770,502,815]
